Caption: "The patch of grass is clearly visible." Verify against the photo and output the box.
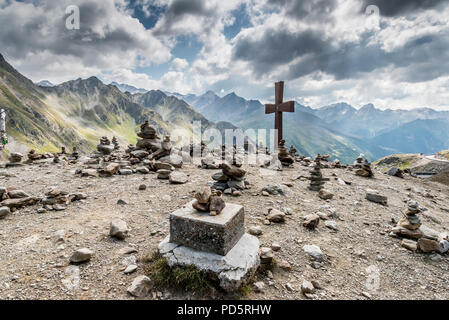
[239,284,252,297]
[143,251,215,296]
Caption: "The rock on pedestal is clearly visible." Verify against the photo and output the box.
[169,201,244,256]
[160,201,260,292]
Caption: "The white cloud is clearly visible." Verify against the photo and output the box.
[171,58,188,70]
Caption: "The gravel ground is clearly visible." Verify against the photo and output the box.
[0,158,448,300]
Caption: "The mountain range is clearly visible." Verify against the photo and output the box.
[1,52,449,163]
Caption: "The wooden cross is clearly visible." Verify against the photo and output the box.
[265,81,295,147]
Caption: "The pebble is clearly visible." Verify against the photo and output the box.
[70,248,93,263]
[303,245,323,261]
[248,226,263,236]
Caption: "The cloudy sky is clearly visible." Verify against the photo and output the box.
[1,0,449,110]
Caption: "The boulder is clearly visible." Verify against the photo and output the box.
[418,238,440,253]
[267,208,286,223]
[110,219,129,240]
[261,184,292,197]
[130,150,149,159]
[248,226,263,236]
[303,245,323,261]
[0,196,41,209]
[318,189,334,200]
[387,167,404,178]
[303,214,320,230]
[127,275,152,297]
[0,206,10,219]
[301,280,315,294]
[365,190,388,205]
[101,163,120,176]
[8,190,30,199]
[169,171,188,184]
[70,248,93,263]
[157,169,171,179]
[401,239,417,251]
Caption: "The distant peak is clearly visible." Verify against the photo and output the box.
[203,90,218,97]
[360,103,376,110]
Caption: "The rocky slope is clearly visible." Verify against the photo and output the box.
[0,54,230,155]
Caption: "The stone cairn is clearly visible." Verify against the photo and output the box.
[70,147,79,160]
[354,155,374,177]
[308,154,329,191]
[7,152,23,166]
[391,200,448,253]
[158,187,260,292]
[77,120,188,179]
[150,135,172,160]
[277,139,294,166]
[211,156,248,195]
[289,145,298,158]
[112,136,119,150]
[135,120,161,152]
[192,186,226,216]
[27,149,42,161]
[97,137,114,155]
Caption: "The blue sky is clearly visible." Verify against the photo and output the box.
[1,0,449,110]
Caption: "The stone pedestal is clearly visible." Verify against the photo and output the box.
[160,201,260,292]
[170,201,244,256]
[159,234,260,292]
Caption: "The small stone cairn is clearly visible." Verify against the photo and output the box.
[70,147,79,160]
[308,154,329,191]
[27,149,42,161]
[391,200,423,239]
[7,152,23,165]
[135,120,161,152]
[354,155,374,177]
[150,135,172,160]
[112,136,120,150]
[391,200,448,254]
[289,145,298,158]
[277,139,294,166]
[97,137,114,155]
[211,157,248,195]
[192,186,226,216]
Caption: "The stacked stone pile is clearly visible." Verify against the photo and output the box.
[211,158,248,195]
[192,186,226,216]
[277,139,294,166]
[135,120,161,152]
[354,156,374,178]
[308,155,329,191]
[97,137,114,156]
[392,200,449,254]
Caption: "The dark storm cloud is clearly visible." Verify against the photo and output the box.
[233,29,329,74]
[360,0,448,17]
[152,0,217,36]
[0,1,159,66]
[267,0,338,20]
[233,28,449,82]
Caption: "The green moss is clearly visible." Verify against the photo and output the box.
[143,252,215,296]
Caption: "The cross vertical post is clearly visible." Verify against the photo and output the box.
[265,81,295,149]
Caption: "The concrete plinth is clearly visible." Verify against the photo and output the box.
[159,233,260,292]
[169,201,245,256]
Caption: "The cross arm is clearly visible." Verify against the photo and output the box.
[278,101,295,113]
[265,104,276,114]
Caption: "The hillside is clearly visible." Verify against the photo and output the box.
[368,119,449,158]
[313,103,449,139]
[0,54,228,154]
